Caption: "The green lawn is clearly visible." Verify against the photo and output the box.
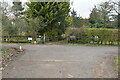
[64,43,118,46]
[115,56,120,73]
[44,40,119,46]
[0,40,119,46]
[48,42,119,46]
[0,47,10,56]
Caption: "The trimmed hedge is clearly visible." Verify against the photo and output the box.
[2,36,30,43]
[65,28,118,45]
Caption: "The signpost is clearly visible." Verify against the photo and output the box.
[28,37,32,41]
[28,37,32,43]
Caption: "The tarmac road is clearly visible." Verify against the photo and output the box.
[2,44,118,78]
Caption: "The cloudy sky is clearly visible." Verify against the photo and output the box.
[3,0,117,18]
[70,0,117,18]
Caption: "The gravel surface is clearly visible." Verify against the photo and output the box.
[1,44,118,78]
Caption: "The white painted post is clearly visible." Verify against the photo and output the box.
[19,46,23,51]
[44,34,45,43]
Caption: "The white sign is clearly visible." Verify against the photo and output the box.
[28,37,32,40]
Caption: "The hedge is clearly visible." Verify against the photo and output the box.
[2,36,30,43]
[65,28,118,45]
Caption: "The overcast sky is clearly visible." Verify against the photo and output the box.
[70,0,117,18]
[3,0,117,18]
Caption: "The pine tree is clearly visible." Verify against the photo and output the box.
[25,2,70,40]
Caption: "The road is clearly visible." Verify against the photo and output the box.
[2,44,118,78]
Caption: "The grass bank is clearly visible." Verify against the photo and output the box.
[64,43,118,46]
[0,47,10,56]
[46,40,118,46]
[115,56,120,73]
[0,41,119,46]
[0,47,20,70]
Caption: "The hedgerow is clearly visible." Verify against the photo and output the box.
[65,27,118,45]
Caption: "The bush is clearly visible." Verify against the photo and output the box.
[2,36,30,43]
[65,27,118,45]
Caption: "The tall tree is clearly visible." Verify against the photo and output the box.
[71,9,77,18]
[71,9,84,27]
[12,1,24,18]
[1,2,18,39]
[99,1,114,28]
[89,6,104,28]
[0,2,3,39]
[112,1,120,28]
[12,1,24,35]
[25,2,70,40]
[89,0,117,28]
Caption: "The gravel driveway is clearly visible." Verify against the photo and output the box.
[2,44,118,78]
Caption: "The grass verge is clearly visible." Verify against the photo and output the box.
[0,47,10,56]
[64,43,118,46]
[115,56,120,73]
[0,41,119,46]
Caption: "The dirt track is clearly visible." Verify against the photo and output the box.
[2,44,118,78]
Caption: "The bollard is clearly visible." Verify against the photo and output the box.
[19,46,24,52]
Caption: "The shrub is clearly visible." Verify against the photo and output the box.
[65,27,118,44]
